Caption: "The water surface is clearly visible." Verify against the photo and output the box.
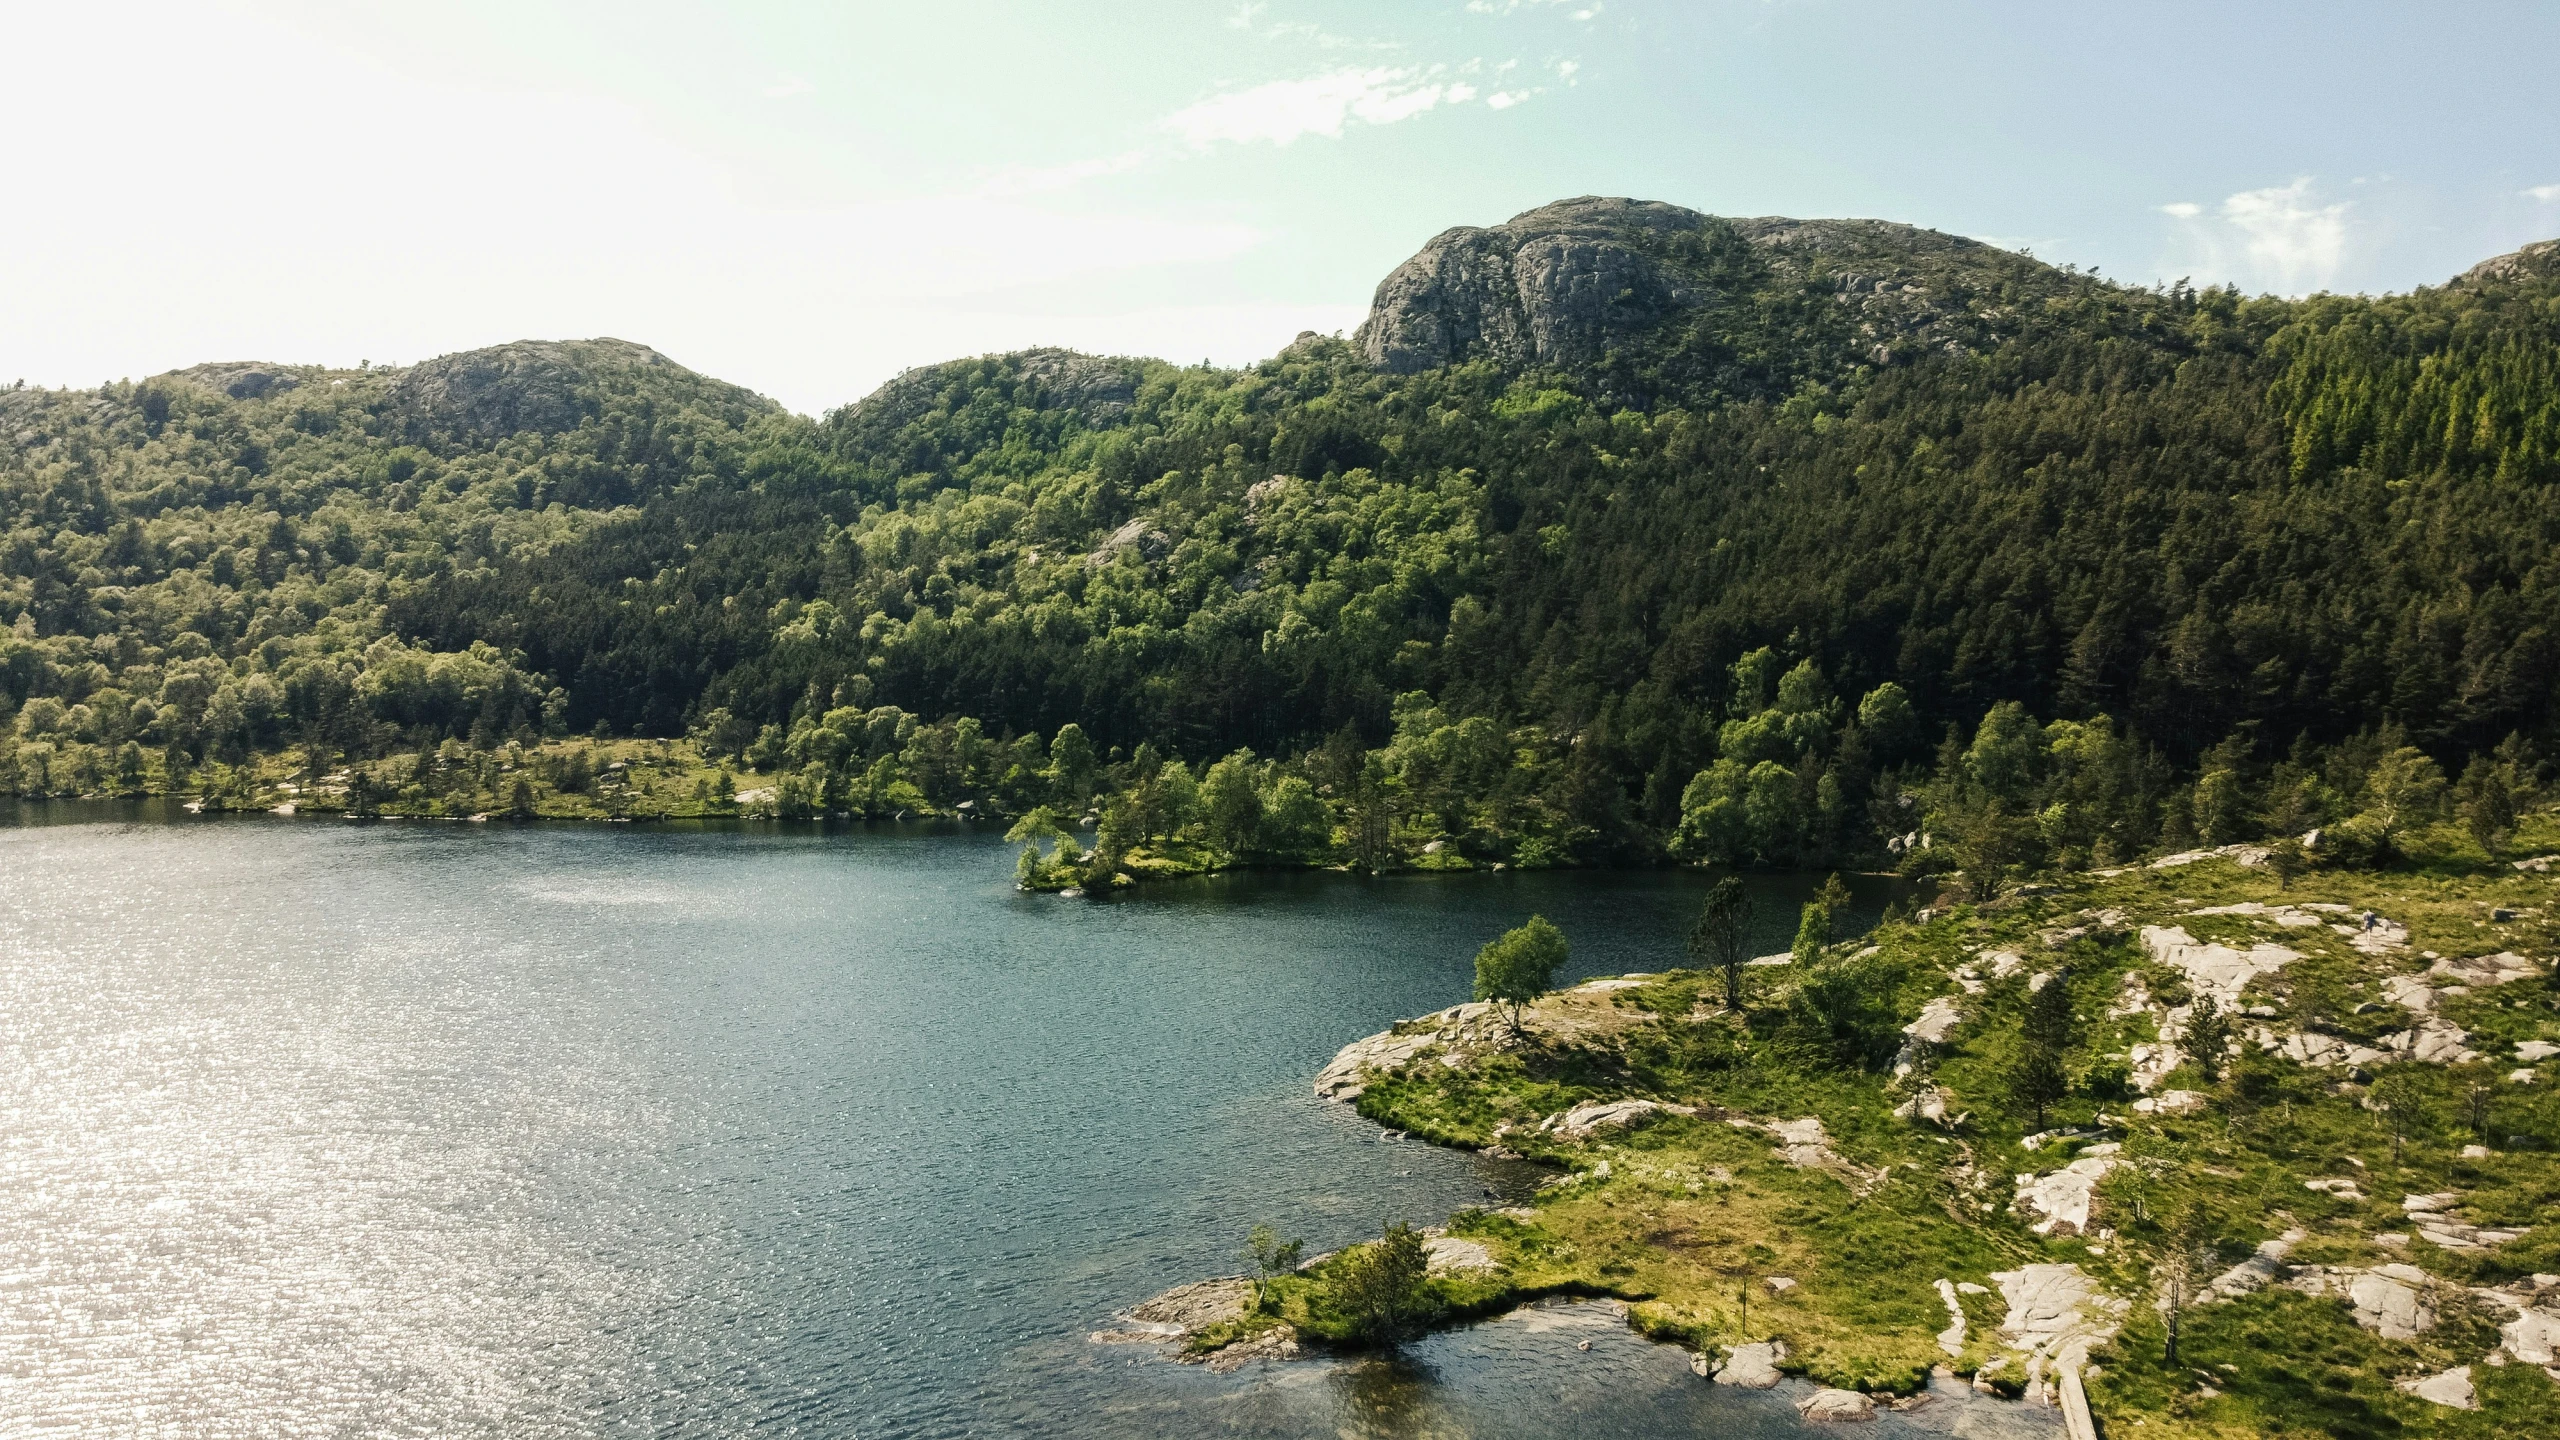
[0,808,2035,1438]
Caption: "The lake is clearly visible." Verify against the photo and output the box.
[0,807,2038,1438]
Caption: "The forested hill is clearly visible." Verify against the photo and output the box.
[6,200,2558,879]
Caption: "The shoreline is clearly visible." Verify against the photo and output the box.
[1117,834,2560,1436]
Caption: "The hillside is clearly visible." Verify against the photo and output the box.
[3,202,2558,882]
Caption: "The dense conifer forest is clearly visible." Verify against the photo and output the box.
[4,210,2555,886]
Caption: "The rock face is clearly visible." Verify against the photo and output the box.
[1127,1277,1252,1333]
[1767,1116,1837,1167]
[2457,238,2560,286]
[1352,196,2037,377]
[1011,348,1141,421]
[1992,1263,2123,1390]
[1313,1001,1510,1101]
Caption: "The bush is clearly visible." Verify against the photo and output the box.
[1319,1223,1441,1349]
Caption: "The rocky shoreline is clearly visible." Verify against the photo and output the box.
[1099,847,2560,1435]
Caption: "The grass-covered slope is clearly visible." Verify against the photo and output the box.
[1246,818,2560,1436]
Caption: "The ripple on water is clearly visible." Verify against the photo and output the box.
[1,808,1940,1439]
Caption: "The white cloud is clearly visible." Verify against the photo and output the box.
[761,75,813,99]
[971,149,1153,197]
[1162,67,1464,148]
[2526,183,2560,202]
[2155,178,2359,294]
[1468,0,1600,15]
[2219,178,2349,292]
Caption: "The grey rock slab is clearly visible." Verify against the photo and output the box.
[1795,1387,1876,1422]
[2395,1364,2476,1409]
[1711,1339,1788,1388]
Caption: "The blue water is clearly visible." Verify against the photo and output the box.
[0,808,2041,1438]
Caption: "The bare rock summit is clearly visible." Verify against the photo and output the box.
[1352,195,2054,378]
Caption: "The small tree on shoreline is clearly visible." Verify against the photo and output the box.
[1475,916,1568,1036]
[1688,878,1752,1011]
[1246,1224,1304,1310]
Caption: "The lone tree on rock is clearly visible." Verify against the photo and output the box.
[1688,878,1753,1010]
[1475,915,1568,1035]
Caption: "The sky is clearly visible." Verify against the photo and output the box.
[6,0,2557,415]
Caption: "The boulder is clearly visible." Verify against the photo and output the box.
[1711,1339,1788,1388]
[1422,1237,1496,1275]
[2139,926,2299,1009]
[2133,1089,2208,1116]
[2380,1017,2483,1066]
[2499,1306,2560,1365]
[1541,1098,1699,1140]
[2205,1230,2301,1301]
[1795,1388,1876,1422]
[2429,951,2542,988]
[2015,1156,2117,1236]
[2395,1364,2476,1409]
[1933,1278,1968,1356]
[1766,1116,1839,1167]
[2292,1264,2437,1338]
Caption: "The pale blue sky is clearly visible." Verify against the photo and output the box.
[9,0,2556,413]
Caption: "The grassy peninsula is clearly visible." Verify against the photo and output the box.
[1177,816,2560,1437]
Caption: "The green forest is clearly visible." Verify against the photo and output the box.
[4,217,2557,890]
